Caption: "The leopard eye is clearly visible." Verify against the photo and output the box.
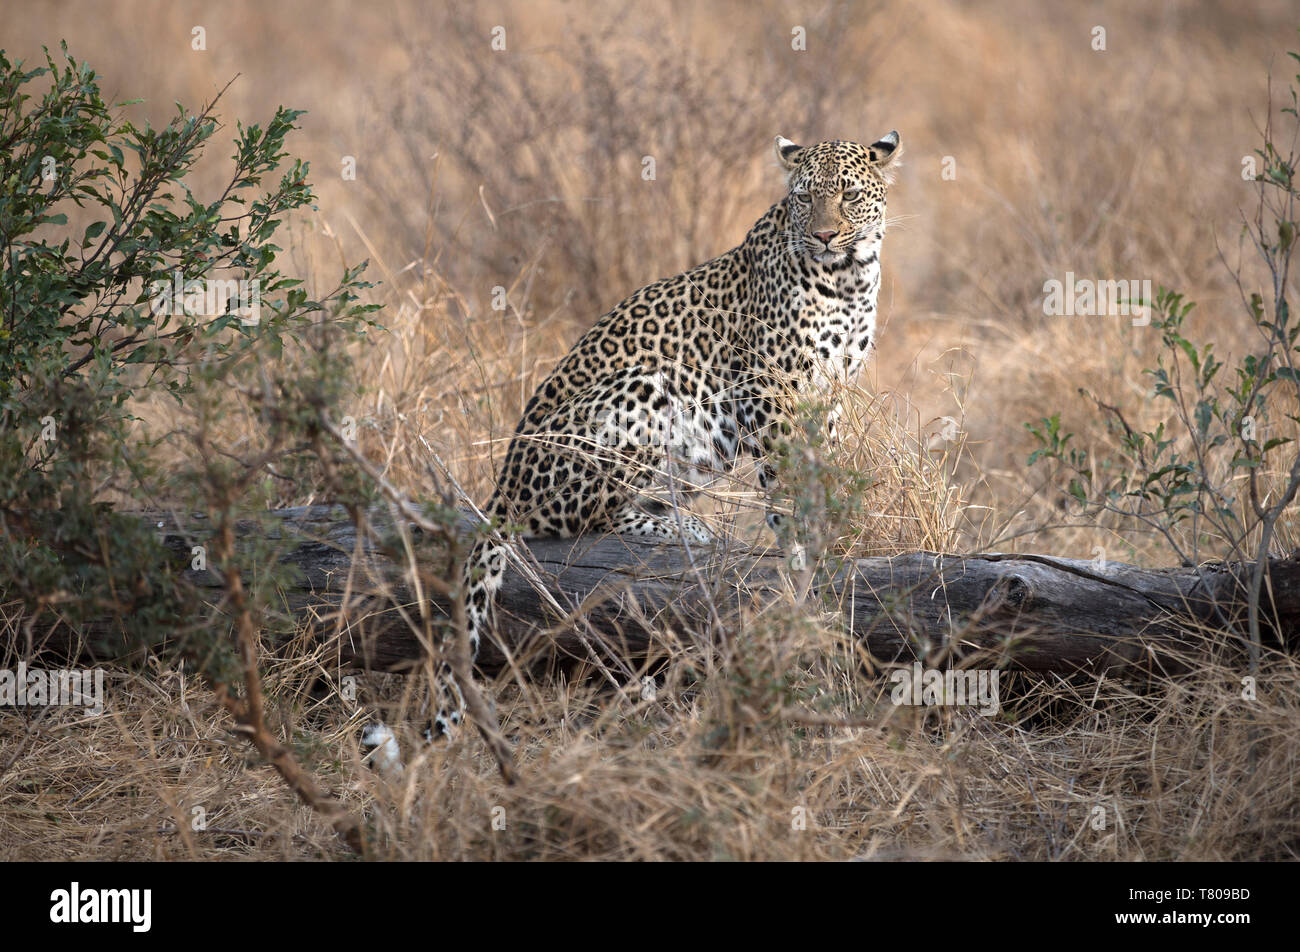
[792,190,812,204]
[842,189,862,203]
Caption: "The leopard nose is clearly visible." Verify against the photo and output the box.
[812,230,836,245]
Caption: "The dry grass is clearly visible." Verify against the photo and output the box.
[2,0,1299,860]
[5,604,1297,860]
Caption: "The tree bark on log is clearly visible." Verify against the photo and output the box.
[37,505,1300,676]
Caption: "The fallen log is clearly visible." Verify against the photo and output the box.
[33,505,1300,675]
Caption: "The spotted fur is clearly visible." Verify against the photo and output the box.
[363,133,901,762]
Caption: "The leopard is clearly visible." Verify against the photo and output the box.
[361,131,902,770]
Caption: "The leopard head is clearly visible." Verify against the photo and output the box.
[774,133,901,264]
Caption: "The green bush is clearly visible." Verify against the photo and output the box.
[1026,45,1300,660]
[0,44,377,661]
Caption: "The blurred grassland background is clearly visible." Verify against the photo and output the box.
[3,0,1299,860]
[10,0,1297,560]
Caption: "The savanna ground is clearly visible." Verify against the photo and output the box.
[2,0,1299,860]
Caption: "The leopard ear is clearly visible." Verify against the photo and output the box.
[774,136,804,171]
[868,131,901,169]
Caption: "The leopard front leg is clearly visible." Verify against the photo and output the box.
[825,399,845,451]
[753,390,848,572]
[756,434,807,571]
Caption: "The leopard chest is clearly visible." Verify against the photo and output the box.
[786,259,880,392]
